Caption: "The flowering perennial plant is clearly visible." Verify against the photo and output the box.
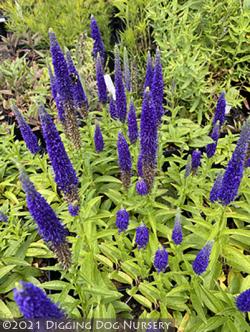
[6,16,250,328]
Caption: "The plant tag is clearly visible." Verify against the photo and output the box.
[104,74,116,100]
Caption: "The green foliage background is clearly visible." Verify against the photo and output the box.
[0,0,111,47]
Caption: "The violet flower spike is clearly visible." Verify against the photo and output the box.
[172,212,183,245]
[19,171,71,268]
[12,105,40,155]
[49,31,73,108]
[218,118,250,205]
[0,211,8,223]
[206,121,220,158]
[49,31,81,148]
[236,288,250,312]
[123,47,131,92]
[115,46,127,123]
[210,172,223,203]
[151,48,164,124]
[14,281,64,319]
[90,15,105,60]
[212,92,226,127]
[136,178,148,196]
[140,88,158,191]
[127,99,138,144]
[143,51,154,91]
[38,105,79,216]
[191,150,201,174]
[154,247,169,273]
[116,209,129,233]
[54,95,65,123]
[109,95,117,119]
[135,224,149,249]
[117,132,132,189]
[48,67,65,122]
[94,123,104,153]
[66,51,88,116]
[192,241,213,275]
[95,53,107,104]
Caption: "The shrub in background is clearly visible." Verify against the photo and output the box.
[0,0,111,48]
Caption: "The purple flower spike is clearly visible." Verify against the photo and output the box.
[48,67,65,122]
[90,15,105,60]
[54,96,65,123]
[49,31,72,107]
[14,281,64,319]
[19,171,71,268]
[192,242,213,275]
[213,92,226,127]
[210,172,223,203]
[117,132,132,189]
[0,212,8,223]
[218,118,250,205]
[12,105,40,154]
[49,31,81,147]
[38,106,79,216]
[123,47,131,92]
[94,123,104,153]
[68,204,79,217]
[96,53,107,104]
[116,209,129,233]
[206,121,220,158]
[191,150,201,173]
[115,46,127,123]
[136,178,148,196]
[135,224,149,249]
[66,51,88,116]
[127,100,138,144]
[109,95,117,119]
[172,212,182,245]
[151,48,164,124]
[140,88,158,191]
[236,288,250,312]
[143,51,154,91]
[154,247,169,273]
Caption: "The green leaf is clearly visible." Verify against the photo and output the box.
[94,176,121,184]
[0,300,13,319]
[223,246,250,274]
[197,317,228,332]
[109,271,133,285]
[95,254,113,269]
[0,265,16,279]
[190,292,207,323]
[138,283,161,303]
[132,294,152,309]
[41,281,72,291]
